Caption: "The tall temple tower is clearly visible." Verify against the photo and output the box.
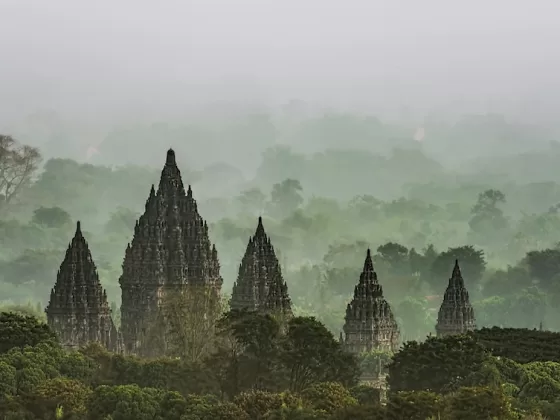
[119,149,223,356]
[230,217,292,319]
[435,260,476,337]
[46,222,119,352]
[342,249,400,354]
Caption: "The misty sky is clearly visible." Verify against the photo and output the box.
[2,0,560,123]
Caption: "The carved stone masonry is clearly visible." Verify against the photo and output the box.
[230,217,292,319]
[119,149,223,356]
[342,249,400,354]
[46,221,119,352]
[435,259,476,337]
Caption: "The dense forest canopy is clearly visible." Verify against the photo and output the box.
[1,309,560,418]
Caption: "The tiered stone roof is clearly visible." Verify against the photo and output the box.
[230,217,292,318]
[435,259,476,337]
[342,249,400,353]
[46,221,119,352]
[119,149,223,355]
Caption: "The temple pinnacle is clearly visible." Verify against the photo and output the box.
[363,248,374,272]
[451,259,464,287]
[166,148,176,165]
[453,259,460,273]
[256,216,265,237]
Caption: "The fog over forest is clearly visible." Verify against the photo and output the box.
[6,3,560,418]
[3,0,560,346]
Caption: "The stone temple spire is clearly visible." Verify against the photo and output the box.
[435,260,476,337]
[119,148,223,356]
[46,221,119,352]
[230,217,292,319]
[342,249,400,353]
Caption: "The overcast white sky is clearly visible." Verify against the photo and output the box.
[1,0,560,122]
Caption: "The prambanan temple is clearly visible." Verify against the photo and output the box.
[435,260,476,337]
[230,216,292,319]
[46,148,476,357]
[340,249,400,353]
[45,222,120,352]
[119,149,223,355]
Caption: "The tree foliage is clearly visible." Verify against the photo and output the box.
[430,245,486,289]
[0,135,41,210]
[282,317,359,392]
[31,206,72,229]
[211,311,359,397]
[154,285,225,362]
[269,178,304,218]
[0,314,557,418]
[386,391,442,420]
[524,248,560,288]
[474,327,560,364]
[301,382,357,414]
[442,386,515,420]
[387,334,491,393]
[0,312,56,354]
[469,189,508,234]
